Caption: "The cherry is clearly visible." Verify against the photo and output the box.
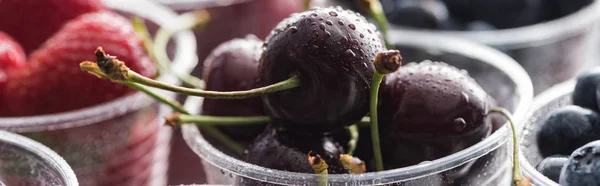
[259,6,386,132]
[244,123,350,174]
[200,35,266,143]
[378,61,493,170]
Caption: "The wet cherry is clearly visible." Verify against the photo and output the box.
[259,6,386,132]
[200,35,266,143]
[378,61,493,170]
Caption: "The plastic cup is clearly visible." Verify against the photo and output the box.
[518,80,576,186]
[384,1,600,95]
[181,30,534,185]
[0,130,78,186]
[0,0,197,185]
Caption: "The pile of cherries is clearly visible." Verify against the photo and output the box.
[196,5,501,183]
[338,0,593,30]
[536,67,600,185]
[85,3,517,186]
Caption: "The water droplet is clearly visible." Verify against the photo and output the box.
[360,34,364,38]
[326,20,333,25]
[368,29,372,34]
[319,18,324,21]
[341,36,348,43]
[338,21,345,26]
[352,39,359,45]
[319,23,326,30]
[288,26,298,34]
[444,79,452,82]
[325,31,331,37]
[453,118,467,132]
[345,49,356,58]
[311,13,318,17]
[348,24,356,30]
[329,11,338,16]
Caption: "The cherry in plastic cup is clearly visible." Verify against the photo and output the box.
[181,31,534,185]
[0,0,197,185]
[0,130,78,186]
[518,80,577,186]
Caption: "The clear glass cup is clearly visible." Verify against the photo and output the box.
[181,30,534,185]
[390,1,600,95]
[0,130,78,186]
[518,80,576,186]
[0,0,197,185]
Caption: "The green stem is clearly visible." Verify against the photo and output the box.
[128,70,301,99]
[308,152,329,186]
[131,17,159,78]
[173,114,270,126]
[124,82,187,113]
[489,107,523,183]
[116,78,244,155]
[364,0,391,49]
[347,124,359,156]
[370,72,385,171]
[153,10,209,89]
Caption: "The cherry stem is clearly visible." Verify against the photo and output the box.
[304,0,312,11]
[370,72,385,171]
[362,0,391,49]
[369,50,402,171]
[79,61,245,155]
[153,10,210,89]
[489,107,529,186]
[82,47,301,99]
[308,151,329,186]
[347,124,359,156]
[340,154,366,174]
[165,113,270,127]
[131,17,159,78]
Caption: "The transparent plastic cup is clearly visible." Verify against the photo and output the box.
[385,1,600,95]
[518,80,577,186]
[0,130,78,186]
[0,0,197,185]
[181,30,534,185]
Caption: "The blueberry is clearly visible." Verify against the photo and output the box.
[537,105,600,157]
[573,67,600,113]
[536,155,569,182]
[559,140,600,186]
[381,0,450,29]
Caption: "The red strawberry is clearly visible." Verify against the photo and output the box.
[4,11,157,116]
[0,0,105,54]
[0,31,26,116]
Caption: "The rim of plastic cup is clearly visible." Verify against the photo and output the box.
[181,30,534,185]
[0,0,198,133]
[391,0,600,48]
[518,80,576,186]
[0,130,79,186]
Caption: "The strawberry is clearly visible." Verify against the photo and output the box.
[4,11,157,116]
[0,0,105,54]
[0,31,26,116]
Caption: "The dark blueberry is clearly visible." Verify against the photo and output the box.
[200,35,266,150]
[244,123,350,174]
[573,67,600,112]
[470,0,544,29]
[380,0,450,29]
[536,155,569,182]
[378,61,493,170]
[259,6,386,132]
[559,140,600,186]
[536,105,600,158]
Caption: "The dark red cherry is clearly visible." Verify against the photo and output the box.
[259,6,386,132]
[199,35,266,150]
[244,123,350,174]
[378,61,493,170]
